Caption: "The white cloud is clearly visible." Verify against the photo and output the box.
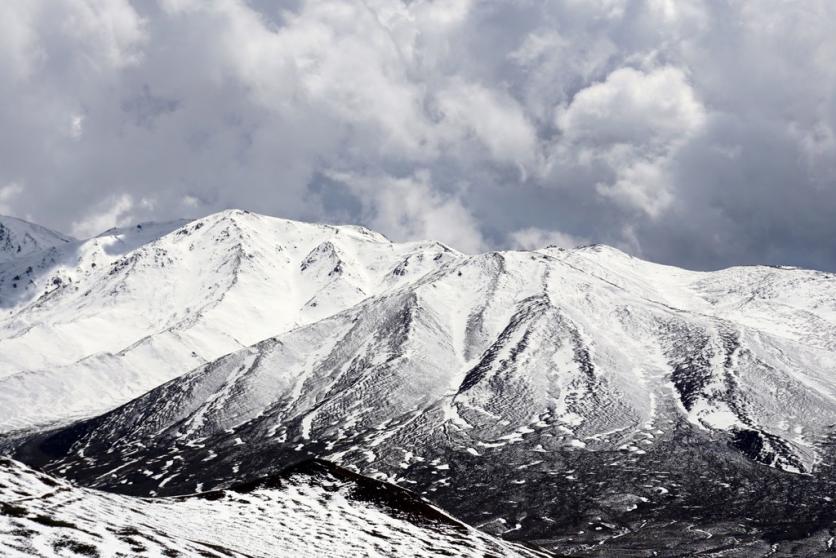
[70,193,134,238]
[69,113,85,139]
[61,0,147,68]
[0,0,146,78]
[552,66,706,217]
[0,183,24,214]
[410,0,472,27]
[596,158,673,218]
[327,170,485,254]
[565,0,627,21]
[437,80,538,170]
[0,4,44,81]
[556,66,705,149]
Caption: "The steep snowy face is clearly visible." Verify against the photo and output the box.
[0,216,72,264]
[0,210,457,431]
[0,457,543,558]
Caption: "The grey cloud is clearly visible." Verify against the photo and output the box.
[121,85,180,129]
[0,0,835,269]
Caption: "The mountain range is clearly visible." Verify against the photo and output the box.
[2,210,836,556]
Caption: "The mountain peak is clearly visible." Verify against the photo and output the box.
[572,243,631,257]
[0,215,73,263]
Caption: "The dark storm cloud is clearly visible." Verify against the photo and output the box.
[0,0,834,269]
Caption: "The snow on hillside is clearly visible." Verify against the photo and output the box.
[0,457,544,558]
[0,216,72,264]
[0,210,456,431]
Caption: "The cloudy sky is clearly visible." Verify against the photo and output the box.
[1,0,835,270]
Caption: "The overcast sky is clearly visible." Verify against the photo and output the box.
[1,0,835,270]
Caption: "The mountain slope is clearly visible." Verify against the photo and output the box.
[0,457,544,558]
[29,248,836,472]
[0,210,456,431]
[0,216,72,264]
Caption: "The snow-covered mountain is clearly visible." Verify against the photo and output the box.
[0,210,455,431]
[0,216,72,264]
[0,457,544,558]
[4,210,836,554]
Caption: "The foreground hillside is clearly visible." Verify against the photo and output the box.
[0,457,544,558]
